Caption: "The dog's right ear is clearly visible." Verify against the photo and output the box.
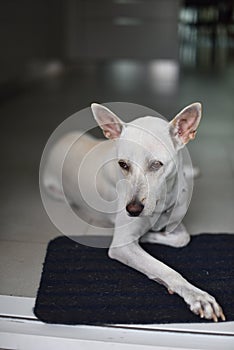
[91,103,125,139]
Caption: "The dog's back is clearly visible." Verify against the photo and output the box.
[42,131,100,201]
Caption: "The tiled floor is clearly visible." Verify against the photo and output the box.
[0,54,234,297]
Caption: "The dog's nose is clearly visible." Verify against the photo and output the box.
[126,200,144,217]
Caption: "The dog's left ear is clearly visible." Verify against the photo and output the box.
[91,103,125,139]
[169,102,202,150]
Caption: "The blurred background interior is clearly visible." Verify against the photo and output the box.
[1,0,234,297]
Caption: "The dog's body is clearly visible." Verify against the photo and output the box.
[43,103,225,322]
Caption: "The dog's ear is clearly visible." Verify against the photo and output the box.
[91,103,124,139]
[169,102,202,150]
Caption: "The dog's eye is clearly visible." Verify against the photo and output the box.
[149,160,163,171]
[118,160,130,171]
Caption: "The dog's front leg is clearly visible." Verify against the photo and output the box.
[109,215,225,322]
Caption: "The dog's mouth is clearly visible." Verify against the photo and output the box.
[127,211,143,217]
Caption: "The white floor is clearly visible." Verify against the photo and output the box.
[0,295,233,350]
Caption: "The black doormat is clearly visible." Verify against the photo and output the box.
[34,234,234,325]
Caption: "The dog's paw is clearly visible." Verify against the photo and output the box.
[141,229,190,248]
[182,286,225,322]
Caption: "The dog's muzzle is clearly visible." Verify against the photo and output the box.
[126,199,144,217]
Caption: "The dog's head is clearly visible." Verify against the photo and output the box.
[91,103,202,217]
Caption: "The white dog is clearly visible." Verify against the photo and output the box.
[43,103,225,322]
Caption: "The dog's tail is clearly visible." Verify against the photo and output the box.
[183,165,201,179]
